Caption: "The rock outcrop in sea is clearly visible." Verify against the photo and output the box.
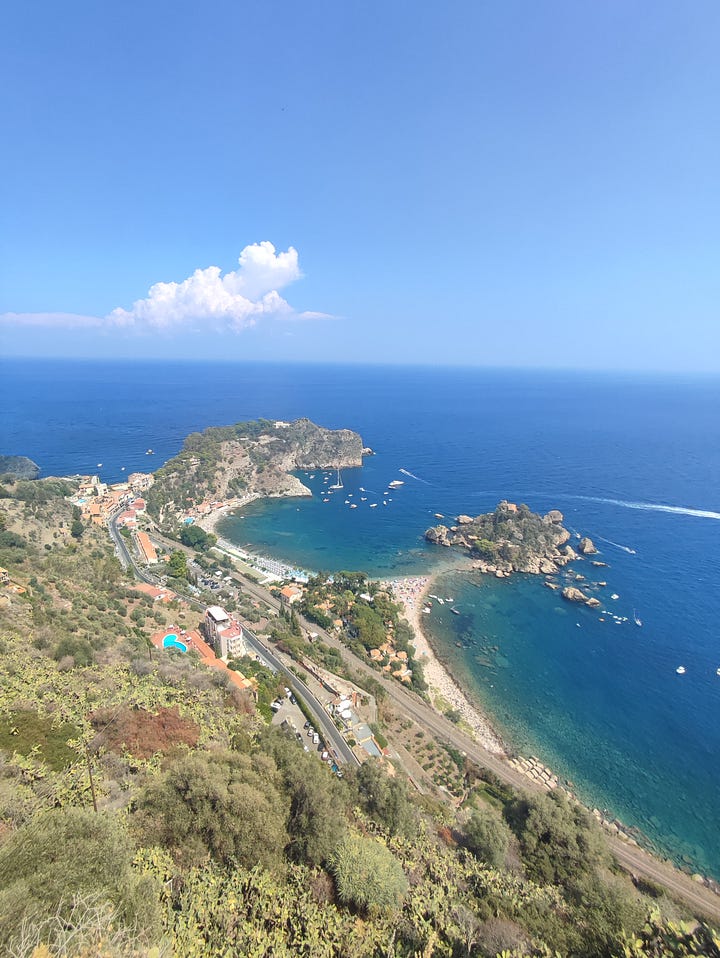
[578,536,598,555]
[561,586,601,609]
[424,501,590,576]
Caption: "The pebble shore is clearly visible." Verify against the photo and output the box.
[387,572,506,755]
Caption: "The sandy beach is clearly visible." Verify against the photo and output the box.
[387,572,507,756]
[195,493,261,534]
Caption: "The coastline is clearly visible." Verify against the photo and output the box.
[195,493,261,535]
[201,492,509,757]
[387,569,507,756]
[191,496,719,888]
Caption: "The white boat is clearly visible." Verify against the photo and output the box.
[360,497,367,501]
[434,513,444,519]
[97,463,102,468]
[633,610,642,626]
[388,480,404,488]
[676,666,686,675]
[145,449,154,455]
[716,668,720,676]
[329,469,343,490]
[611,593,619,600]
[344,499,350,504]
[322,498,329,503]
[350,503,357,509]
[370,503,378,508]
[437,597,445,605]
[359,487,365,492]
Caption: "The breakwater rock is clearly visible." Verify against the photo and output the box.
[424,500,585,576]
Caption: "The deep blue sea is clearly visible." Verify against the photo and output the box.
[2,358,719,876]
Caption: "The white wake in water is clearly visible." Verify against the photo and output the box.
[594,535,636,554]
[569,495,720,521]
[399,468,431,484]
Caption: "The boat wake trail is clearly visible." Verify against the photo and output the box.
[568,495,720,522]
[594,535,637,554]
[399,468,431,484]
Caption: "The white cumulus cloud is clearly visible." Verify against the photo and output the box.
[1,242,333,332]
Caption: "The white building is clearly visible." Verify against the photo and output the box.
[204,605,248,658]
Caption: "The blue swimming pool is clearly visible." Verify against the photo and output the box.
[162,633,187,653]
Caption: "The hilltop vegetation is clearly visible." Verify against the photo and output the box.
[146,418,364,528]
[0,480,717,956]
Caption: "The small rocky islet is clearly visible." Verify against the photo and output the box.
[424,500,604,610]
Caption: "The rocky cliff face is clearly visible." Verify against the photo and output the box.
[424,501,579,576]
[147,418,365,524]
[0,455,40,480]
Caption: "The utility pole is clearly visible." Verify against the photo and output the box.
[85,746,98,813]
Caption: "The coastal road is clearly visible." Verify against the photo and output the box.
[240,626,358,767]
[109,509,159,585]
[146,529,720,919]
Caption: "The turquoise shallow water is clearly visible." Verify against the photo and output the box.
[426,570,720,874]
[3,360,720,877]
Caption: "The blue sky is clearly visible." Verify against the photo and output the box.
[1,1,718,370]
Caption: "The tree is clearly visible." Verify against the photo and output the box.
[352,604,386,649]
[136,749,289,870]
[330,832,408,915]
[284,757,348,866]
[70,518,84,540]
[463,803,512,868]
[179,524,216,552]
[504,790,609,887]
[166,550,188,579]
[355,759,416,836]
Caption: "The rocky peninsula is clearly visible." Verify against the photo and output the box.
[147,418,365,528]
[0,454,40,480]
